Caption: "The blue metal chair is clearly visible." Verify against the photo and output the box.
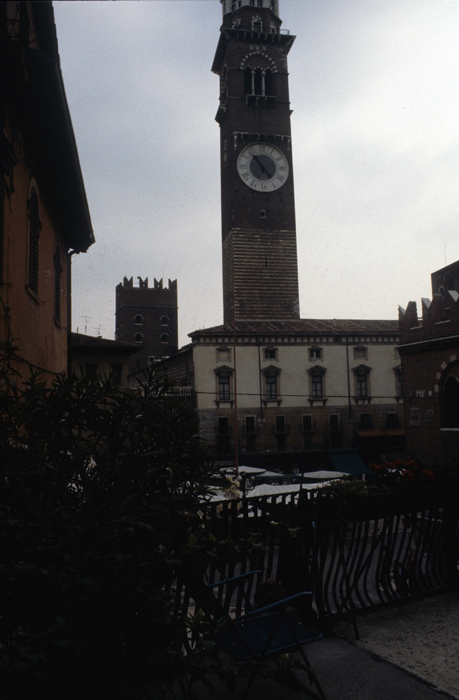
[185,571,327,700]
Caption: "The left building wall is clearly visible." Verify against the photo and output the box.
[0,1,94,378]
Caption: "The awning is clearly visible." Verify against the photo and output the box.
[328,453,372,475]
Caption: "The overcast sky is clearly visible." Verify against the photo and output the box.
[53,0,459,346]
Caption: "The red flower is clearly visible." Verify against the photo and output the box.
[421,469,434,480]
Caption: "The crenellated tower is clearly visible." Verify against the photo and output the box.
[212,0,299,324]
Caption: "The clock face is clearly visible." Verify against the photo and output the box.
[237,143,289,192]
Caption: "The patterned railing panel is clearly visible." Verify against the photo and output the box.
[202,487,458,622]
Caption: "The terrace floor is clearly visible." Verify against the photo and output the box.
[191,590,459,700]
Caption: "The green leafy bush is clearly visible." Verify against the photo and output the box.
[0,341,213,699]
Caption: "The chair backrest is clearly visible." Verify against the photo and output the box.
[184,574,228,620]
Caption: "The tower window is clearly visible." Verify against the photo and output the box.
[245,66,274,97]
[134,314,143,325]
[160,333,169,343]
[160,315,169,325]
[28,189,40,295]
[134,333,143,343]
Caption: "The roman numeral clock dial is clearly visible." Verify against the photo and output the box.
[237,143,289,192]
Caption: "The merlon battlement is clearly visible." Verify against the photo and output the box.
[116,277,177,292]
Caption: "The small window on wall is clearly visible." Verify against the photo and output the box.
[353,346,367,360]
[275,415,286,433]
[161,333,169,343]
[329,414,340,432]
[394,366,402,398]
[134,333,143,343]
[134,315,143,325]
[264,347,277,361]
[386,413,399,429]
[28,189,40,295]
[53,244,62,323]
[218,417,230,435]
[217,347,231,362]
[217,417,230,453]
[160,316,169,326]
[245,416,256,434]
[110,363,123,386]
[360,413,373,429]
[302,415,313,432]
[309,347,322,361]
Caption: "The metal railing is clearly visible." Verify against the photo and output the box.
[200,486,459,623]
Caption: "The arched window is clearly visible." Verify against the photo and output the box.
[244,67,275,97]
[254,68,263,95]
[134,332,143,343]
[264,69,273,96]
[160,315,169,325]
[134,314,143,325]
[160,333,169,343]
[244,67,253,95]
[28,189,40,294]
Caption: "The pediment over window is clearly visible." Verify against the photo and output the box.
[262,364,281,375]
[352,364,371,375]
[308,364,326,376]
[214,364,233,374]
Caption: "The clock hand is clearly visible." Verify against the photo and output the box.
[252,154,273,178]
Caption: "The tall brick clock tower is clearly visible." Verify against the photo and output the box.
[212,0,300,324]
